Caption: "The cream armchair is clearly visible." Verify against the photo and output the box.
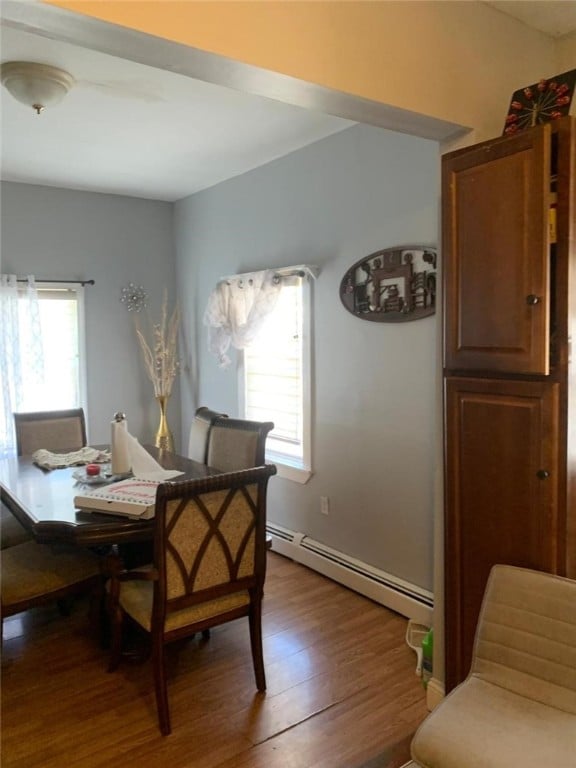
[411,564,576,768]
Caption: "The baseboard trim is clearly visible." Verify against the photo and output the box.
[268,522,433,625]
[426,677,445,710]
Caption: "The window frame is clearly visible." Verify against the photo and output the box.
[33,282,88,415]
[239,274,313,484]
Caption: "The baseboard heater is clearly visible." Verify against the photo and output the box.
[267,522,433,625]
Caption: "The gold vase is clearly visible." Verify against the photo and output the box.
[155,395,174,452]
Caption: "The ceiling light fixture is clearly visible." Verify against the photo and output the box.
[0,61,75,114]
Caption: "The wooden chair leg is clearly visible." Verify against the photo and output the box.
[108,600,124,672]
[153,639,171,735]
[248,598,266,692]
[88,577,107,647]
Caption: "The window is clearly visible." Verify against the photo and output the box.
[0,280,86,456]
[22,284,86,411]
[241,275,312,483]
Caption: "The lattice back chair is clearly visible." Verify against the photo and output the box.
[206,416,274,472]
[411,565,576,768]
[14,408,87,456]
[187,406,227,464]
[108,464,277,735]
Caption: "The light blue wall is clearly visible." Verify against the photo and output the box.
[1,124,439,591]
[1,182,178,447]
[175,123,439,590]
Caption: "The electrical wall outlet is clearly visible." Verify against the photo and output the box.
[320,496,330,515]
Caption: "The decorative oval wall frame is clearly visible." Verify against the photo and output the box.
[339,245,437,323]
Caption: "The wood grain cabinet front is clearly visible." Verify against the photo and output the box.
[442,117,576,692]
[444,376,561,688]
[443,125,551,375]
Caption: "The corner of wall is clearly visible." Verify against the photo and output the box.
[426,677,445,711]
[555,33,576,73]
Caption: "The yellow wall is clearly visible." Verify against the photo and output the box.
[44,1,560,141]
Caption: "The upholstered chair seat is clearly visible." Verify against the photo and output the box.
[115,579,251,633]
[413,675,575,767]
[1,503,32,549]
[2,540,102,618]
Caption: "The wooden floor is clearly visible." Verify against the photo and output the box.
[1,552,428,768]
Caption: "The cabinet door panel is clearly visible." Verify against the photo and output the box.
[444,377,559,690]
[443,127,550,373]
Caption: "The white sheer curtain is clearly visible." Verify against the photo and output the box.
[203,269,282,368]
[0,275,44,457]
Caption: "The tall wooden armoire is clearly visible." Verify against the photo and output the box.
[442,116,576,691]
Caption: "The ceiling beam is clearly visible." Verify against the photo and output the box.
[1,0,468,143]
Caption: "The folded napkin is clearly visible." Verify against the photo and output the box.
[115,428,183,481]
[32,447,111,471]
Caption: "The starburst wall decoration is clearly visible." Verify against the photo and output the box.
[120,282,148,313]
[503,69,576,135]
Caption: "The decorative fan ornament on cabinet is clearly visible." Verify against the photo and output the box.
[503,68,576,135]
[339,245,437,322]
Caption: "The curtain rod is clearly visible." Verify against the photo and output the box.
[14,278,95,286]
[219,264,319,285]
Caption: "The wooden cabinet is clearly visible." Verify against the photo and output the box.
[442,117,576,692]
[443,128,550,375]
[445,377,560,683]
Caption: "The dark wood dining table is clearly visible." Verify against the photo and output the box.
[0,445,220,548]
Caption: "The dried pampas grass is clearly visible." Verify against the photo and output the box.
[135,290,180,397]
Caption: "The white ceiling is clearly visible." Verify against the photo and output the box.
[1,3,575,202]
[0,25,355,202]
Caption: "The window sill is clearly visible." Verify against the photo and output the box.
[266,453,312,484]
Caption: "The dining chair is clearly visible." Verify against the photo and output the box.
[1,540,103,625]
[1,502,31,550]
[410,564,576,768]
[4,408,98,624]
[187,406,227,464]
[14,408,87,456]
[206,416,274,472]
[107,463,277,735]
[2,408,88,551]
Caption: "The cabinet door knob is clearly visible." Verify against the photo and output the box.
[536,469,550,479]
[526,294,541,305]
